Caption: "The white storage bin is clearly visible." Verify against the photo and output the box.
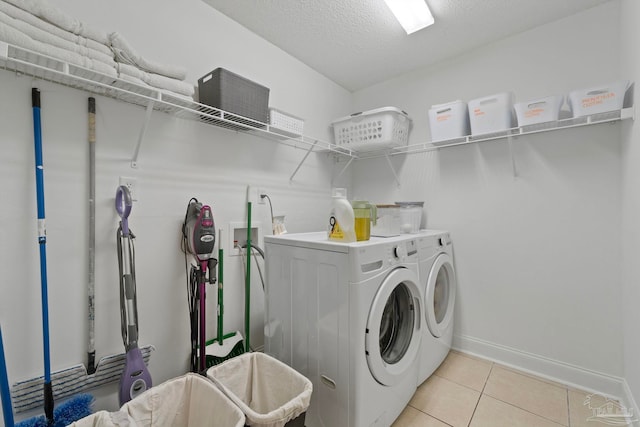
[468,92,515,135]
[269,108,304,137]
[428,100,470,143]
[331,107,412,152]
[568,80,631,117]
[514,95,564,126]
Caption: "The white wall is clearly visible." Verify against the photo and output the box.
[0,0,352,421]
[352,2,625,392]
[620,0,640,415]
[2,0,637,423]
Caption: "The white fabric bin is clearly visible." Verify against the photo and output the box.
[514,95,564,126]
[69,373,245,427]
[207,352,312,427]
[568,80,631,117]
[468,92,515,135]
[428,100,470,143]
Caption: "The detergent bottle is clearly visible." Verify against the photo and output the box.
[328,188,356,242]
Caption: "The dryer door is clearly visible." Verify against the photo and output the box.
[425,253,456,338]
[365,267,422,386]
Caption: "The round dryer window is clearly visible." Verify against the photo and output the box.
[366,267,422,387]
[425,253,456,338]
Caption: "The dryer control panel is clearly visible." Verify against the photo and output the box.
[438,233,452,247]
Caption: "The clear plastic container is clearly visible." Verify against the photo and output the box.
[371,205,402,237]
[352,200,376,241]
[395,202,424,233]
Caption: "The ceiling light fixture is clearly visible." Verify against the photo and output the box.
[383,0,434,34]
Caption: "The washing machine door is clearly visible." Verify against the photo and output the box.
[425,253,456,338]
[365,267,422,386]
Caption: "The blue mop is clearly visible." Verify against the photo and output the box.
[1,325,15,427]
[3,324,93,427]
[15,89,93,427]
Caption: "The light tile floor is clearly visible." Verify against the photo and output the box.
[392,350,633,427]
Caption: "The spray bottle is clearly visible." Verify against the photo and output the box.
[328,188,356,242]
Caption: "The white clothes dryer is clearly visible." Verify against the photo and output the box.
[417,230,457,385]
[264,232,423,427]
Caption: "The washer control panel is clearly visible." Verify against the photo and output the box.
[390,239,418,263]
[357,238,419,275]
[393,244,407,259]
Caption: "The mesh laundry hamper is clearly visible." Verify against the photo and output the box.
[69,373,245,427]
[207,352,312,427]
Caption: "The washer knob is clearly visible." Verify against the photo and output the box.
[393,244,406,259]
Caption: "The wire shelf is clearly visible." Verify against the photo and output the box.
[1,41,631,172]
[0,41,353,160]
[357,108,634,159]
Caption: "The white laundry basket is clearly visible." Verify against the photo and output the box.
[69,373,245,427]
[207,352,312,427]
[331,107,412,152]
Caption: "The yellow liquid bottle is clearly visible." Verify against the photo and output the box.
[352,200,376,241]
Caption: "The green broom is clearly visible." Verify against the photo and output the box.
[205,229,244,367]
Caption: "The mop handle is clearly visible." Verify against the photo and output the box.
[0,325,15,427]
[245,202,251,352]
[32,88,54,424]
[87,97,96,374]
[217,229,223,345]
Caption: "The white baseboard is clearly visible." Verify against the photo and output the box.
[622,379,640,426]
[453,334,627,399]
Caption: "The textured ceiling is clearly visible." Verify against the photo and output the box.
[202,0,613,92]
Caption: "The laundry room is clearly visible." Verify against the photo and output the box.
[0,0,638,426]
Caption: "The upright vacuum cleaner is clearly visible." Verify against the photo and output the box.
[182,199,217,373]
[116,185,152,405]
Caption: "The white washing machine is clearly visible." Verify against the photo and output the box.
[417,230,457,385]
[264,232,423,427]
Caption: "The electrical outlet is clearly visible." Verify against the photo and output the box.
[257,188,266,204]
[119,176,138,201]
